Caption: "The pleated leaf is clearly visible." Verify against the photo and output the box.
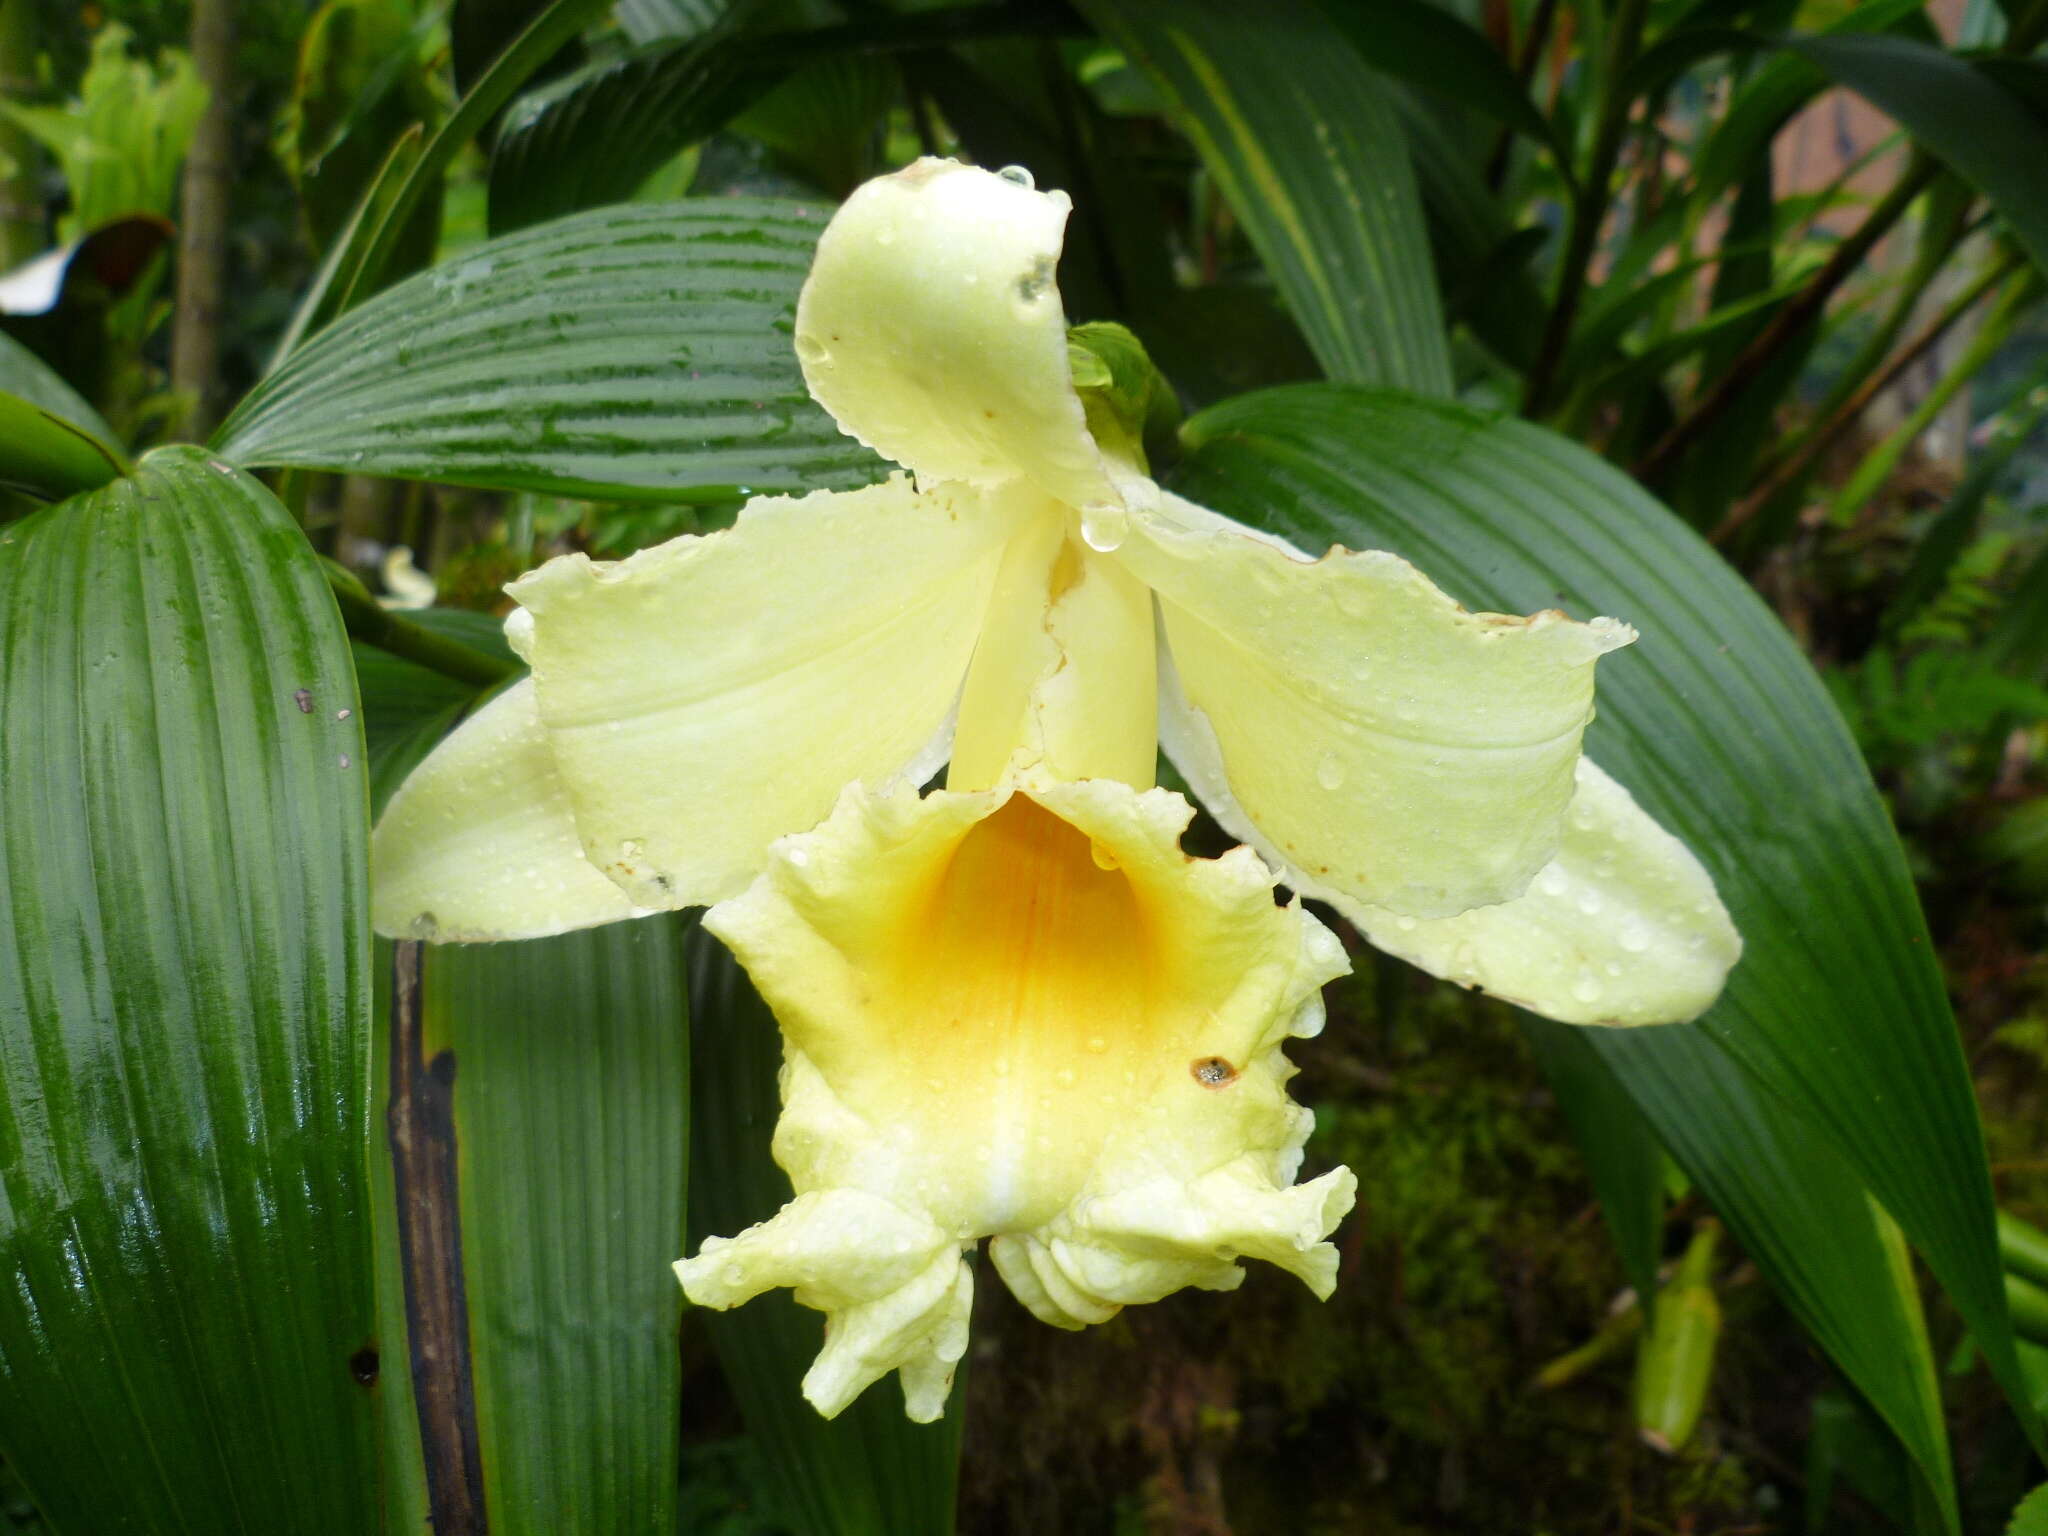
[1169,384,2031,1486]
[408,917,691,1533]
[1081,0,1454,396]
[0,446,381,1532]
[215,201,890,503]
[487,28,781,235]
[685,925,964,1535]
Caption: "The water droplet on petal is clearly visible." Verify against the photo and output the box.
[1079,502,1129,552]
[1571,973,1602,1005]
[1085,1036,1108,1054]
[997,165,1035,189]
[1315,752,1346,791]
[1090,841,1120,871]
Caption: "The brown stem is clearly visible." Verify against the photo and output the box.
[1710,249,2022,544]
[1631,158,1937,485]
[170,0,234,439]
[388,944,489,1535]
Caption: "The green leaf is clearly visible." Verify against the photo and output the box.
[0,331,117,445]
[686,926,964,1534]
[216,200,889,503]
[315,0,615,337]
[1082,0,1454,395]
[414,916,691,1532]
[1790,34,2048,279]
[0,447,381,1532]
[618,0,724,46]
[284,0,446,266]
[1309,0,1565,165]
[487,31,785,235]
[0,388,126,500]
[2011,1482,2048,1536]
[1169,383,2036,1465]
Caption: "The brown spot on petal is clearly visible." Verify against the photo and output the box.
[1191,1057,1237,1088]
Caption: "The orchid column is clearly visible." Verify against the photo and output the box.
[369,160,1740,1423]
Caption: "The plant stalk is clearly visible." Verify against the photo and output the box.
[170,0,235,439]
[1522,0,1650,419]
[324,564,515,688]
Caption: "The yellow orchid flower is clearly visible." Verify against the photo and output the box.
[372,156,1737,1027]
[677,770,1354,1420]
[367,157,1740,1421]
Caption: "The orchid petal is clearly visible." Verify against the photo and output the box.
[674,1189,970,1421]
[679,773,1352,1417]
[505,474,1017,909]
[370,679,649,941]
[947,488,1158,793]
[1347,758,1741,1025]
[1120,490,1635,918]
[795,157,1127,513]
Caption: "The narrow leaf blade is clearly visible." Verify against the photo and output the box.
[1083,0,1454,395]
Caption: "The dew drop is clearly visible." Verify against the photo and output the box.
[1090,841,1120,871]
[1054,1067,1077,1088]
[997,165,1035,189]
[1394,914,1418,933]
[1085,1036,1108,1054]
[794,333,829,365]
[1078,502,1129,552]
[1536,867,1570,898]
[1618,923,1651,954]
[785,845,810,869]
[1315,752,1346,791]
[1571,973,1603,1005]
